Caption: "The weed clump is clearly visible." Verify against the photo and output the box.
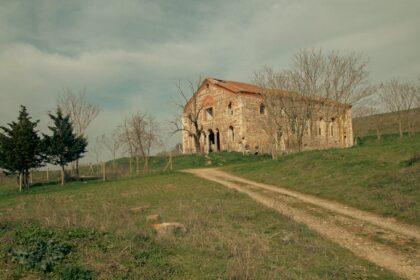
[5,225,72,272]
[1,223,94,279]
[58,265,94,280]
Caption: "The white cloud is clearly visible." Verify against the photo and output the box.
[1,0,419,163]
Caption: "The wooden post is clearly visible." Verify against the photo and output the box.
[102,161,106,181]
[46,168,49,182]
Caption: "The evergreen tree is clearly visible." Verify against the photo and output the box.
[0,106,44,191]
[43,108,87,185]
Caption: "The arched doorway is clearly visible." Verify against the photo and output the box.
[208,129,215,152]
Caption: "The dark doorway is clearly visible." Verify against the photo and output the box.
[216,129,220,151]
[208,129,215,152]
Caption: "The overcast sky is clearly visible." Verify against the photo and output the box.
[1,0,419,161]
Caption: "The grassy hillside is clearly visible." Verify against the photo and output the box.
[225,134,420,226]
[111,151,270,172]
[353,107,420,138]
[0,173,398,279]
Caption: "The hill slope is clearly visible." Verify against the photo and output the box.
[0,173,398,279]
[353,107,420,137]
[225,134,420,225]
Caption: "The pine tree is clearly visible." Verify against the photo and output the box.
[43,108,87,185]
[0,106,44,191]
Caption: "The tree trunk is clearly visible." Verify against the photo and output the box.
[75,159,80,178]
[194,136,202,155]
[136,156,140,175]
[143,157,149,173]
[102,161,106,181]
[338,117,344,146]
[19,173,22,192]
[60,166,65,186]
[297,137,303,152]
[22,169,29,189]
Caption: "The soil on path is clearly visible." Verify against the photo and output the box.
[184,168,420,280]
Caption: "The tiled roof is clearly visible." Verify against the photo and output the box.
[207,78,263,95]
[206,77,350,107]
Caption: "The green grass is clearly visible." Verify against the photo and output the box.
[225,134,420,226]
[111,151,270,172]
[353,107,420,138]
[0,172,398,279]
[0,151,269,188]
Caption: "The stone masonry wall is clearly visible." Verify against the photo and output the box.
[182,84,354,154]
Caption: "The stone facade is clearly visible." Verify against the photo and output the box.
[182,78,353,154]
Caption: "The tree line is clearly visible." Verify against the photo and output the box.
[0,89,102,190]
[0,106,87,190]
[353,79,420,140]
[0,89,164,191]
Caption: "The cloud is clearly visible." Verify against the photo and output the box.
[1,0,419,162]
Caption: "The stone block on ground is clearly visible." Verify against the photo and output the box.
[151,222,187,237]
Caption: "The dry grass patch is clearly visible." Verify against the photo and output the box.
[0,173,400,279]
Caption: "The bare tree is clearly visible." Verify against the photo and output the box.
[322,51,373,145]
[353,99,384,141]
[170,77,207,154]
[57,88,101,176]
[253,50,329,155]
[130,113,160,173]
[98,128,121,172]
[379,79,418,138]
[118,112,160,175]
[118,117,136,176]
[92,136,104,164]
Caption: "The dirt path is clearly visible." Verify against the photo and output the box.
[184,168,420,280]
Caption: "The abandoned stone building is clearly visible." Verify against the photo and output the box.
[182,78,353,154]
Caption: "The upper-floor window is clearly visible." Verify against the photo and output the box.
[227,102,233,115]
[259,103,265,114]
[205,107,214,120]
